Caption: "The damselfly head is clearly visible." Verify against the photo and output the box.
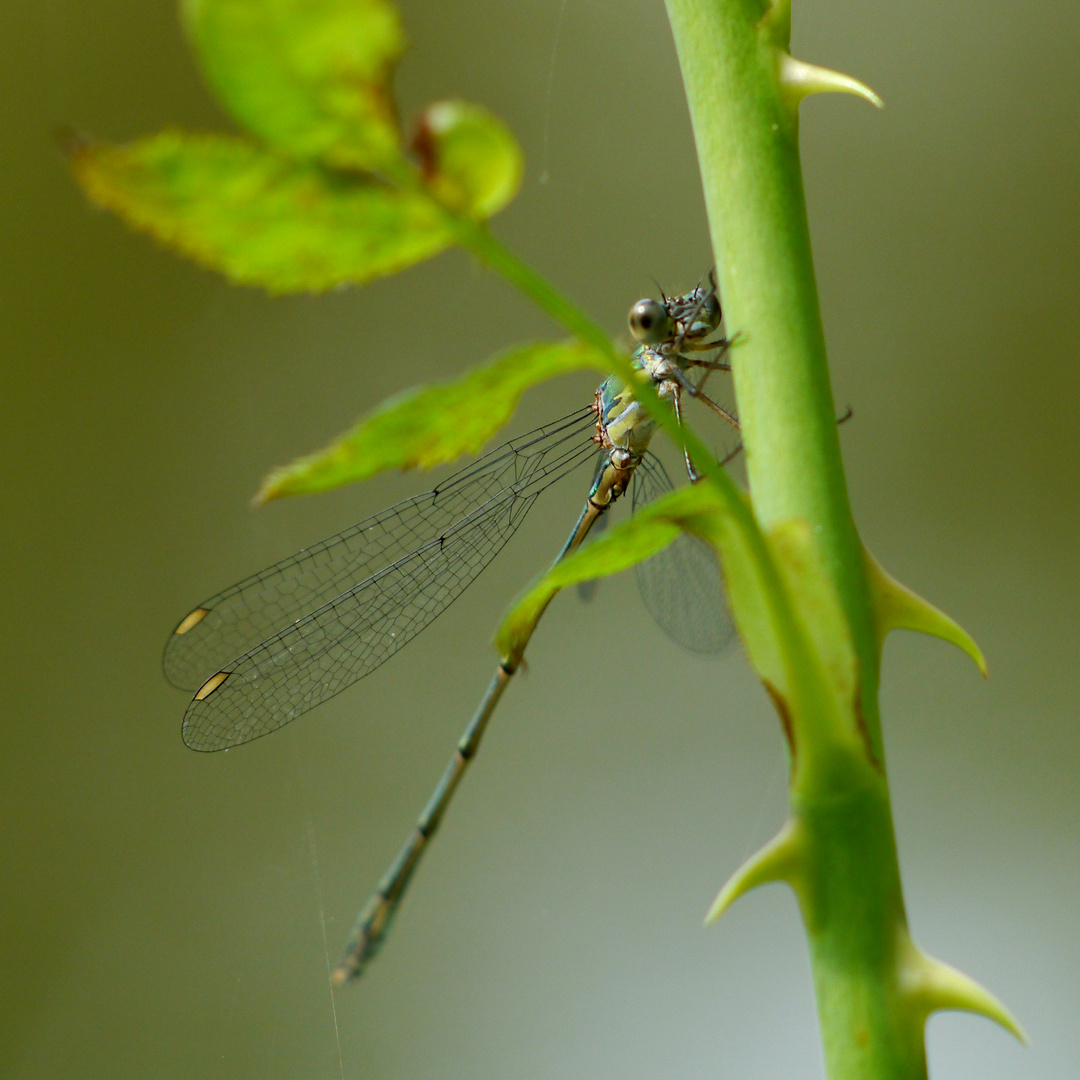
[629,278,722,348]
[628,298,672,346]
[671,285,721,341]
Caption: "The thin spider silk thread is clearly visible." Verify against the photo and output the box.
[538,0,570,185]
[295,751,346,1080]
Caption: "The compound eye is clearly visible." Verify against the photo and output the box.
[699,292,721,331]
[628,298,671,345]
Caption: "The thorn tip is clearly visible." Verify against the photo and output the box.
[780,55,884,109]
[902,943,1027,1044]
[705,817,801,924]
[866,550,987,675]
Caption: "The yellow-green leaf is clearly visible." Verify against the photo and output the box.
[67,131,456,293]
[182,0,406,171]
[495,484,726,663]
[413,100,523,219]
[256,339,606,502]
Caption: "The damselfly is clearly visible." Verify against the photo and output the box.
[165,278,740,983]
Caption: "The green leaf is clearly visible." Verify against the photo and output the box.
[494,470,858,761]
[413,101,523,219]
[703,507,785,696]
[255,339,607,502]
[66,131,456,293]
[495,484,726,663]
[182,0,406,171]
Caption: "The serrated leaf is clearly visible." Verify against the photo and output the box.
[256,339,607,502]
[495,484,726,663]
[66,131,456,292]
[182,0,406,171]
[414,100,523,219]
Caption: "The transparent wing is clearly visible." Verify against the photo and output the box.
[631,454,736,655]
[168,408,598,750]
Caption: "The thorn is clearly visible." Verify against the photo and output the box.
[865,550,987,676]
[250,477,278,506]
[780,55,884,109]
[705,817,801,925]
[901,944,1028,1044]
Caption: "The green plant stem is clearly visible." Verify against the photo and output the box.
[794,770,925,1079]
[663,1,924,1077]
[664,0,879,729]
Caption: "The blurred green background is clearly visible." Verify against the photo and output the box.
[2,1,1077,1077]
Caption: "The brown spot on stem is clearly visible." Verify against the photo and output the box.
[763,680,796,759]
[852,682,883,773]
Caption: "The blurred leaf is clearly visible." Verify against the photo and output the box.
[495,484,724,663]
[66,130,457,292]
[256,339,607,502]
[182,0,406,171]
[414,100,523,218]
[70,7,527,293]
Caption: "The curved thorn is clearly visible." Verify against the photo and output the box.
[780,55,884,109]
[901,944,1028,1044]
[705,817,802,925]
[866,550,987,676]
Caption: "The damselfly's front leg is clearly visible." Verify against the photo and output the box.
[665,365,743,436]
[686,355,732,373]
[682,338,733,360]
[671,387,702,483]
[681,327,743,373]
[670,366,741,432]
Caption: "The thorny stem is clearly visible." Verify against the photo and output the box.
[662,1,928,1077]
[427,38,1021,1071]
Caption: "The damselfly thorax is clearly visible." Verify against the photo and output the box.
[592,269,738,500]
